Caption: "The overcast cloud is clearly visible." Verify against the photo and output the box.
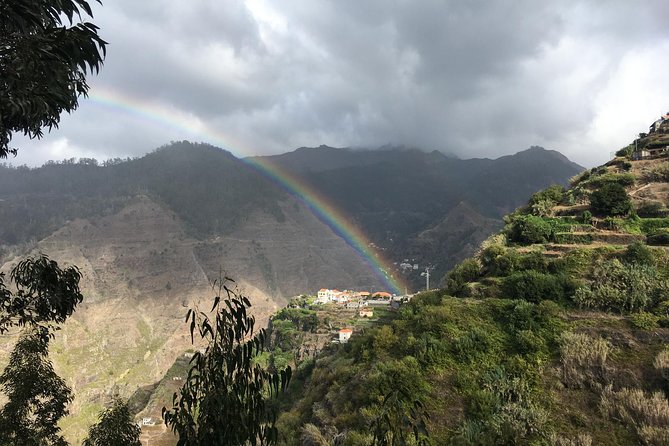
[9,0,669,167]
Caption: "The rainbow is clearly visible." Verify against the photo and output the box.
[88,86,405,294]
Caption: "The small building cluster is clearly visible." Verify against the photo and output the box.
[315,288,415,345]
[633,113,669,160]
[316,288,383,304]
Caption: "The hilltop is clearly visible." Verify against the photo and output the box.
[261,124,669,445]
[255,145,583,286]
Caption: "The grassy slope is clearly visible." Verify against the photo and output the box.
[272,151,669,445]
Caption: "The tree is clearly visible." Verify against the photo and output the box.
[590,183,632,217]
[1,0,107,158]
[506,215,554,245]
[0,327,72,446]
[83,398,141,446]
[163,279,291,446]
[0,255,83,445]
[0,255,83,333]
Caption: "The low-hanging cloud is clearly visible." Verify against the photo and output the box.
[9,0,669,167]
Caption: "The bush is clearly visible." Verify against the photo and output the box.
[637,201,666,218]
[639,218,669,234]
[552,233,593,244]
[501,271,570,303]
[654,301,669,317]
[616,145,633,158]
[647,230,669,246]
[506,215,555,245]
[444,258,481,296]
[529,185,565,216]
[580,210,593,225]
[630,312,660,330]
[480,245,519,276]
[559,332,611,388]
[587,173,635,188]
[623,242,656,266]
[573,260,664,313]
[590,183,633,217]
[516,251,549,273]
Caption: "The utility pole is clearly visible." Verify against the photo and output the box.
[420,267,431,291]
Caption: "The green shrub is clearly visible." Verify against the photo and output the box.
[647,230,669,246]
[581,210,593,225]
[444,258,481,296]
[506,215,555,245]
[587,173,635,188]
[623,242,656,266]
[637,201,667,218]
[639,218,669,234]
[630,312,659,330]
[517,251,549,273]
[602,217,621,230]
[501,271,570,303]
[480,245,520,276]
[654,301,669,317]
[552,233,593,244]
[515,329,547,355]
[529,185,565,216]
[616,146,633,158]
[573,260,665,313]
[590,183,633,217]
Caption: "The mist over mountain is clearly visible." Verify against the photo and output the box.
[255,144,583,286]
[1,142,582,292]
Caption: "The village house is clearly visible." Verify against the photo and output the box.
[372,291,392,299]
[142,417,156,426]
[359,307,374,318]
[338,328,353,343]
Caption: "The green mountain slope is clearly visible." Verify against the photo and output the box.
[269,136,669,445]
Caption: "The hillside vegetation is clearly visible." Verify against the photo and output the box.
[269,143,669,445]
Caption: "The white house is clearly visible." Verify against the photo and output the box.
[339,328,353,343]
[316,289,330,304]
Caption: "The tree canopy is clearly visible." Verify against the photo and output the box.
[0,255,83,333]
[83,398,141,446]
[0,0,106,158]
[163,280,291,446]
[0,327,73,446]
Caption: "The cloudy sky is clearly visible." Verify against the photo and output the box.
[10,0,669,167]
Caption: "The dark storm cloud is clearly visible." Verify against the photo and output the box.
[11,0,669,167]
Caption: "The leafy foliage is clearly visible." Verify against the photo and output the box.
[0,327,72,446]
[444,258,481,296]
[0,0,107,157]
[0,255,83,333]
[589,183,632,217]
[573,260,667,313]
[506,215,554,245]
[501,271,574,303]
[83,398,141,446]
[163,279,291,446]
